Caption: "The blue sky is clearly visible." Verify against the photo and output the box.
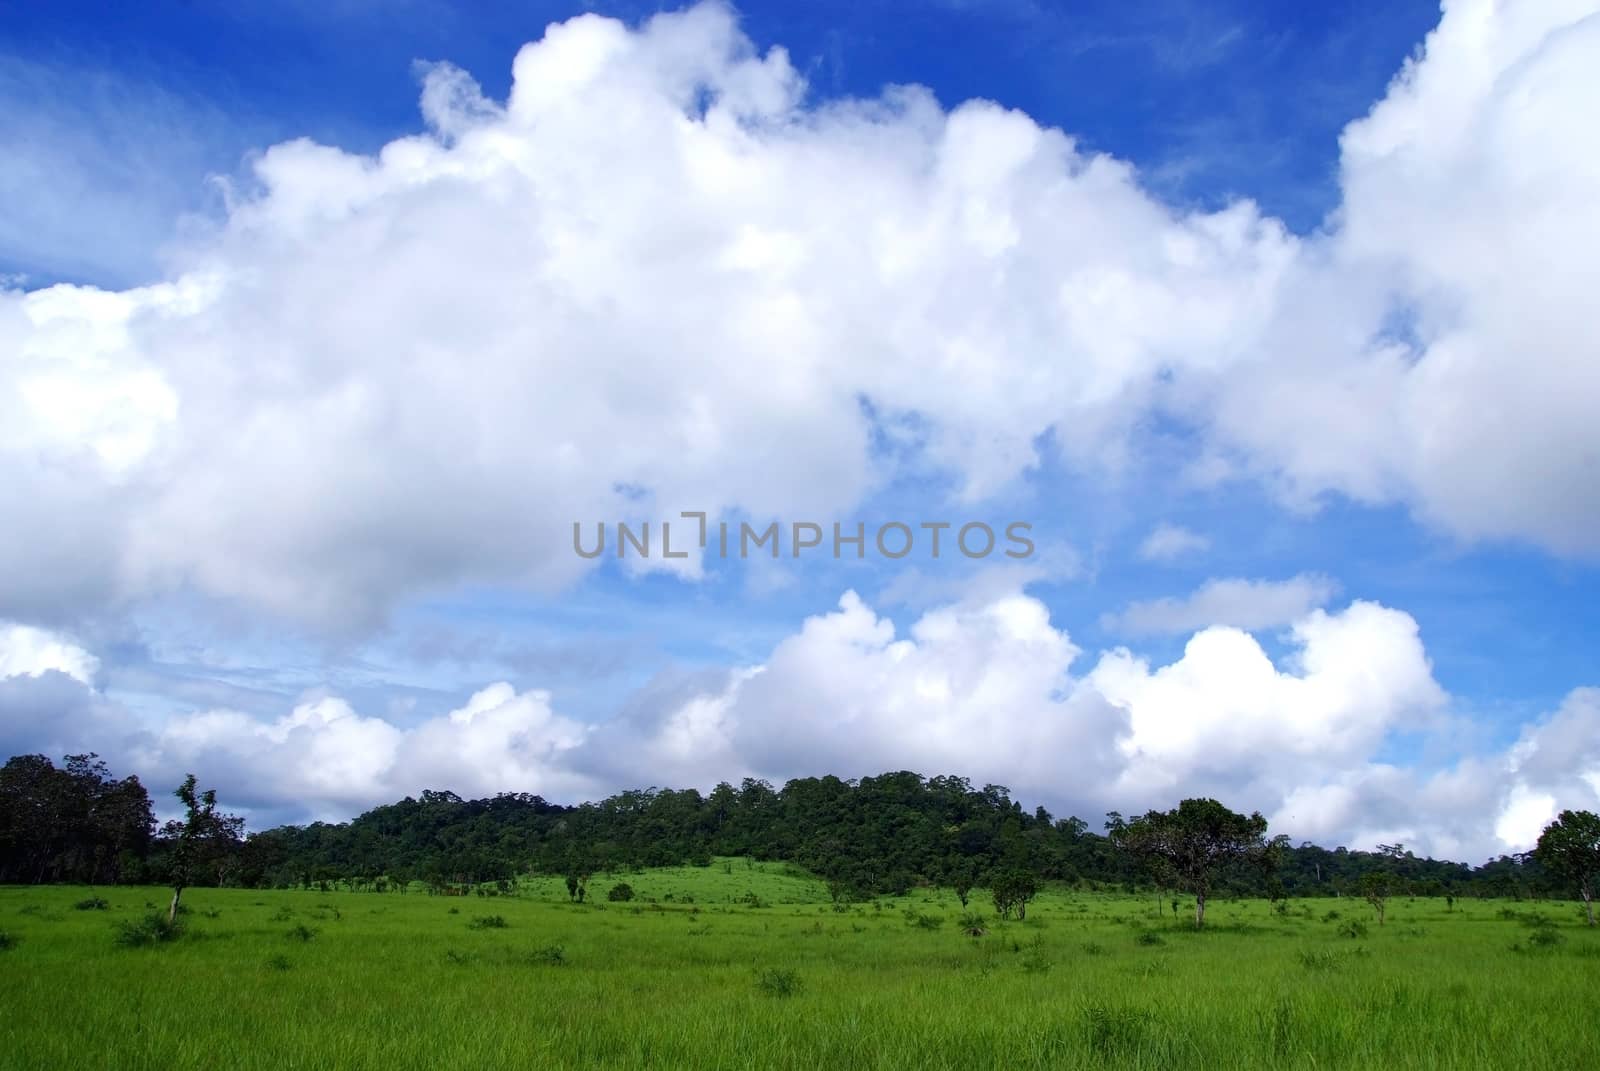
[2,0,1598,859]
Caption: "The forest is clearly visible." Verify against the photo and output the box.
[0,751,1559,902]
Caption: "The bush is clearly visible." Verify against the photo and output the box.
[1135,932,1165,947]
[286,924,318,942]
[0,931,16,951]
[467,915,508,930]
[265,954,293,971]
[1338,920,1369,939]
[1321,910,1341,922]
[115,911,185,948]
[755,967,803,998]
[74,896,110,911]
[1528,927,1564,948]
[528,944,566,966]
[607,883,636,903]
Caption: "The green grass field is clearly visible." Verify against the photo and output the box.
[3,861,1597,1069]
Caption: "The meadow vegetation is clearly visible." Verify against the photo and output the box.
[3,861,1598,1070]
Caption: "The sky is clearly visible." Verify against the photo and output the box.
[2,0,1598,862]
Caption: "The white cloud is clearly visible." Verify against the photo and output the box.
[1102,573,1338,635]
[0,622,99,685]
[1137,523,1209,562]
[1,586,1595,859]
[4,1,1594,635]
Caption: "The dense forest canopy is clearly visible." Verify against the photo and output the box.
[0,752,1563,901]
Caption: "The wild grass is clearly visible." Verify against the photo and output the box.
[1,863,1597,1069]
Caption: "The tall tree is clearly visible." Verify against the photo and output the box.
[1535,810,1600,926]
[1109,798,1270,928]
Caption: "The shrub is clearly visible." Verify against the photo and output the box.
[905,910,943,930]
[1338,920,1369,939]
[265,954,292,971]
[607,883,636,902]
[1321,910,1341,922]
[1135,932,1165,947]
[528,944,566,966]
[1081,941,1107,955]
[286,924,318,942]
[737,891,768,908]
[1528,927,1564,948]
[467,915,508,930]
[115,911,184,948]
[0,931,16,951]
[755,967,802,998]
[269,907,295,922]
[74,896,110,911]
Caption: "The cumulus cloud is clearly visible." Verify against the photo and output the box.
[7,587,1593,860]
[1137,523,1209,562]
[0,622,99,685]
[132,684,597,820]
[3,0,1595,635]
[1101,573,1338,635]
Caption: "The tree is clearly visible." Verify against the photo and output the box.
[1361,870,1395,925]
[163,775,243,923]
[1535,810,1600,926]
[990,868,1038,920]
[1109,798,1270,928]
[948,860,977,909]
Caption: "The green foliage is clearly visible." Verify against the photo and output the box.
[113,910,185,948]
[1135,931,1165,947]
[606,883,635,902]
[754,967,802,998]
[527,944,566,966]
[1109,799,1270,927]
[0,931,16,951]
[285,924,317,942]
[1536,810,1600,925]
[990,868,1038,920]
[1337,920,1369,939]
[467,915,507,930]
[74,896,110,911]
[1361,871,1396,924]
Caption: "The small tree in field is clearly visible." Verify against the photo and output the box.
[949,861,977,909]
[1536,810,1600,926]
[1109,799,1269,928]
[1361,870,1395,925]
[990,869,1038,920]
[164,774,243,924]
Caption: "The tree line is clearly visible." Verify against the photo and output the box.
[3,752,1596,923]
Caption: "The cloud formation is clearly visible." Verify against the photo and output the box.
[5,592,1594,861]
[1102,574,1338,635]
[2,0,1597,635]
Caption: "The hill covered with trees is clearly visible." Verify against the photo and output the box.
[0,752,1561,901]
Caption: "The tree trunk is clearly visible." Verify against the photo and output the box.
[168,885,183,925]
[1194,892,1206,929]
[1584,885,1594,927]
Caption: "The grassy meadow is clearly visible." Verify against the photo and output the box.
[3,860,1597,1069]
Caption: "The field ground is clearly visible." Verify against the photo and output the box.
[3,860,1598,1069]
